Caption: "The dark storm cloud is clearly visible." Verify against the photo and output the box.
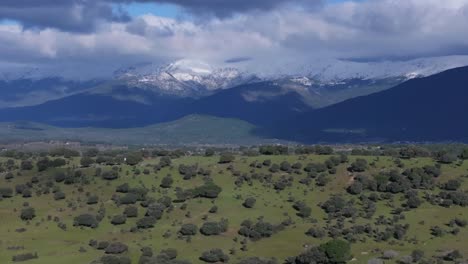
[225,57,252,63]
[0,0,130,33]
[0,0,320,32]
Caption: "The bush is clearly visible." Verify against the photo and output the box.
[125,152,143,166]
[100,255,131,264]
[200,220,228,236]
[74,214,99,228]
[20,160,34,171]
[239,257,277,264]
[219,153,235,164]
[160,175,174,188]
[347,182,363,195]
[159,156,172,167]
[87,195,99,205]
[136,216,156,229]
[54,191,66,200]
[105,242,128,254]
[80,156,95,167]
[102,171,119,181]
[199,249,229,263]
[209,206,218,213]
[160,248,178,259]
[0,187,13,198]
[319,239,352,263]
[36,158,50,172]
[205,149,215,157]
[238,220,276,241]
[349,159,368,172]
[111,215,127,225]
[20,207,36,221]
[12,252,38,262]
[123,206,138,218]
[306,227,326,238]
[179,223,198,236]
[243,198,256,208]
[191,182,222,199]
[119,193,138,205]
[442,179,461,191]
[280,161,291,172]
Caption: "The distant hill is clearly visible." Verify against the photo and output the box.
[267,66,468,143]
[0,81,312,128]
[0,115,283,145]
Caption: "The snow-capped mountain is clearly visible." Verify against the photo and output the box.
[258,55,468,82]
[114,59,260,97]
[2,55,468,109]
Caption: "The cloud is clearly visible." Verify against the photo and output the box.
[1,0,468,79]
[225,57,253,63]
[0,0,130,33]
[0,0,322,32]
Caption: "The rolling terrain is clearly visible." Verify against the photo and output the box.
[269,66,468,143]
[1,148,468,263]
[0,115,275,146]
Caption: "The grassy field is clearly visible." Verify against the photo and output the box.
[0,115,283,146]
[0,153,467,264]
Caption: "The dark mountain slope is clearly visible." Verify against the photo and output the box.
[0,81,313,128]
[0,93,192,128]
[191,81,312,126]
[267,66,468,143]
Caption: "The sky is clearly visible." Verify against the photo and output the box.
[1,0,468,79]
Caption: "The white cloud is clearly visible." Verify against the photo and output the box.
[1,0,468,79]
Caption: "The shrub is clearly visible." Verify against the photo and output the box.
[200,249,229,263]
[205,149,215,157]
[349,159,368,172]
[20,160,34,171]
[239,257,277,264]
[105,242,128,254]
[319,239,352,264]
[126,152,143,166]
[123,206,138,218]
[12,252,38,262]
[306,227,326,238]
[54,191,66,200]
[179,224,198,236]
[160,248,178,259]
[111,215,127,225]
[119,193,138,205]
[116,183,129,193]
[0,187,13,198]
[102,171,119,181]
[100,255,131,264]
[80,157,95,167]
[219,153,235,164]
[209,206,218,213]
[280,161,291,172]
[243,198,256,208]
[87,195,99,205]
[191,182,222,199]
[238,220,276,241]
[442,179,461,191]
[159,156,172,167]
[136,216,156,229]
[200,220,228,236]
[20,207,36,221]
[160,175,174,188]
[74,214,99,228]
[347,182,363,195]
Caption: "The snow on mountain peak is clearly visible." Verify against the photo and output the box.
[113,59,259,96]
[165,59,213,75]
